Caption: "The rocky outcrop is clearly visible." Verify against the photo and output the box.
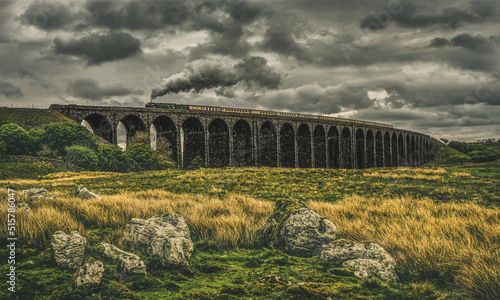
[318,241,398,281]
[101,242,146,276]
[73,261,105,288]
[259,199,337,257]
[74,185,101,199]
[124,213,193,268]
[51,231,86,269]
[22,188,49,199]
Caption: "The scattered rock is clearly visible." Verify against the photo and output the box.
[51,231,86,269]
[124,213,194,268]
[318,241,398,281]
[22,188,48,199]
[74,185,101,199]
[259,199,337,256]
[101,242,146,276]
[260,274,291,286]
[17,202,31,213]
[73,261,105,288]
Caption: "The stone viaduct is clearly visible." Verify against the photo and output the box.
[49,104,432,169]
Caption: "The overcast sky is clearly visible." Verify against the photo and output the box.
[0,0,499,141]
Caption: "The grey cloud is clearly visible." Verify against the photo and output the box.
[0,81,23,99]
[85,0,189,30]
[20,0,83,31]
[429,37,449,48]
[151,56,281,100]
[54,32,141,65]
[360,0,498,31]
[450,33,496,53]
[67,79,138,101]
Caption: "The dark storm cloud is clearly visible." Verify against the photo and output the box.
[21,0,83,31]
[85,0,189,30]
[429,37,449,48]
[259,20,308,60]
[360,0,498,31]
[0,81,23,99]
[67,79,138,101]
[53,32,141,65]
[450,33,496,53]
[151,56,281,99]
[188,1,264,58]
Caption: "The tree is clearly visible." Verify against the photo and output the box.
[125,143,165,171]
[97,144,137,172]
[43,123,98,156]
[0,123,31,155]
[65,145,99,170]
[29,129,44,154]
[128,131,150,147]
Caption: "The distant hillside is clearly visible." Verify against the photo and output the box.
[0,107,75,130]
[426,138,471,165]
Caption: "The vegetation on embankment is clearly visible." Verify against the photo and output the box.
[0,107,74,130]
[4,189,500,299]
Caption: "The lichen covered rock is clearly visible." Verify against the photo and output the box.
[74,185,100,199]
[124,213,193,268]
[319,241,398,281]
[101,242,146,276]
[51,231,86,269]
[22,188,48,199]
[259,199,337,256]
[73,261,105,288]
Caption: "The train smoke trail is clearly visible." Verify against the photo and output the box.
[150,56,281,100]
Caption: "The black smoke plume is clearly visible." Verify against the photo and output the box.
[151,56,281,100]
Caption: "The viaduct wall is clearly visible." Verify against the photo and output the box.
[49,104,432,169]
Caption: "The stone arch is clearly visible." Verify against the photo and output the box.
[410,136,416,166]
[152,116,177,164]
[398,133,404,166]
[297,124,312,168]
[356,128,365,169]
[313,125,326,168]
[120,114,147,148]
[280,123,295,168]
[182,117,205,169]
[366,130,375,168]
[391,133,398,166]
[406,135,411,166]
[82,114,113,144]
[341,127,352,169]
[259,122,277,167]
[208,118,229,168]
[375,131,383,167]
[384,132,391,167]
[328,126,340,168]
[416,137,421,166]
[233,119,253,167]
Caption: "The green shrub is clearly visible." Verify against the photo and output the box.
[188,156,204,170]
[43,123,98,156]
[469,150,498,163]
[65,145,99,170]
[0,140,6,156]
[125,143,165,171]
[29,129,44,153]
[98,144,137,172]
[0,123,32,155]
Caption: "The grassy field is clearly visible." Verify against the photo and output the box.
[0,158,499,299]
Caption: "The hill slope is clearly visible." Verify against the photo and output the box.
[0,107,75,130]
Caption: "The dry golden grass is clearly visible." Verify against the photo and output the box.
[1,190,498,298]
